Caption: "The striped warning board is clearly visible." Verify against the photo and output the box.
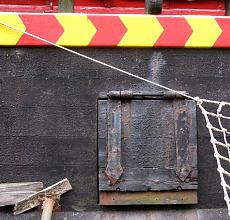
[0,13,229,48]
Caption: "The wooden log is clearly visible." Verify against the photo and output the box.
[0,182,43,206]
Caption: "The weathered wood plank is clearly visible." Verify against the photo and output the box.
[14,178,72,215]
[99,168,198,191]
[100,191,198,205]
[0,182,43,206]
[98,98,197,195]
[99,137,176,168]
[98,100,176,168]
[0,106,95,137]
[0,136,94,167]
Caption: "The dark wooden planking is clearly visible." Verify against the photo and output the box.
[98,100,176,168]
[100,191,197,205]
[121,137,176,168]
[0,182,43,206]
[0,136,96,167]
[0,48,230,211]
[123,100,175,138]
[97,100,107,139]
[0,106,95,137]
[98,97,196,195]
[0,75,97,107]
[98,138,107,167]
[99,137,176,168]
[1,48,230,104]
[122,100,175,137]
[198,192,226,209]
[198,137,230,169]
[198,167,225,195]
[99,168,198,191]
[98,100,108,169]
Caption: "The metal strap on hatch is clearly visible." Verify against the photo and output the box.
[105,91,123,185]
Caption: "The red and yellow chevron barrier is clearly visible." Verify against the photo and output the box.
[0,13,229,48]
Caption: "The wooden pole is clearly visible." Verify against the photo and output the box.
[41,198,55,220]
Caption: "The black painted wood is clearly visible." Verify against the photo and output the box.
[0,48,229,211]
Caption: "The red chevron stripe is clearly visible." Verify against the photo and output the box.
[17,14,64,46]
[88,15,127,47]
[155,17,192,47]
[214,18,230,48]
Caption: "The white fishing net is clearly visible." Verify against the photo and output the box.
[196,98,230,216]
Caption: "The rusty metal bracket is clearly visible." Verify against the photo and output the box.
[99,90,188,100]
[162,91,187,99]
[174,100,197,182]
[105,94,123,185]
[107,90,133,99]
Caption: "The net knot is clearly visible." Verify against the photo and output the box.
[217,113,223,118]
[218,168,225,174]
[207,122,212,129]
[210,138,216,145]
[194,96,203,105]
[220,102,226,107]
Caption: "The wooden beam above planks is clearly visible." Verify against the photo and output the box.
[100,191,198,205]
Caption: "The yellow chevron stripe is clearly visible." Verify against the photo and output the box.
[118,15,163,47]
[0,14,25,45]
[56,14,96,46]
[185,17,222,48]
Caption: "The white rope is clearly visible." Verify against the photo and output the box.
[0,21,229,105]
[217,104,230,159]
[0,21,195,100]
[0,20,224,105]
[1,20,230,215]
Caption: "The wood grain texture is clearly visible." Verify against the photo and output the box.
[99,168,198,191]
[0,48,229,211]
[98,99,197,194]
[100,191,198,205]
[0,182,43,206]
[14,178,72,215]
